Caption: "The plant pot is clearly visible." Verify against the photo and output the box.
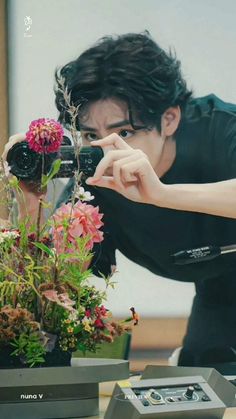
[0,344,71,369]
[43,345,72,367]
[0,346,24,369]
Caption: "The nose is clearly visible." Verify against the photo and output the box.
[99,129,112,139]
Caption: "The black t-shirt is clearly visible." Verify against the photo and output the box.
[58,94,236,306]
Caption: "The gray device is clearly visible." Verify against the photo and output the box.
[0,358,129,419]
[105,365,236,419]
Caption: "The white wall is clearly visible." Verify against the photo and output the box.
[7,0,236,317]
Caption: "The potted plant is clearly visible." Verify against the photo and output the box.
[0,79,136,419]
[0,81,133,369]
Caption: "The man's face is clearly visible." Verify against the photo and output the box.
[79,98,166,171]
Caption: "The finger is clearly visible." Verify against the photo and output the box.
[2,133,26,160]
[86,176,119,191]
[120,157,153,186]
[113,153,144,186]
[90,149,134,181]
[86,154,147,190]
[90,133,131,150]
[9,133,26,143]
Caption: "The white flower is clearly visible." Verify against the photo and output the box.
[68,311,79,322]
[3,162,11,177]
[0,230,19,244]
[75,186,94,202]
[82,316,92,323]
[0,161,11,179]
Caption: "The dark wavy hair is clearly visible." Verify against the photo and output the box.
[54,31,192,132]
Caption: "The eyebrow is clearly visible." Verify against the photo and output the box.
[79,119,131,132]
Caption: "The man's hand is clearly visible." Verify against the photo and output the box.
[2,134,46,222]
[85,133,167,205]
[2,133,26,161]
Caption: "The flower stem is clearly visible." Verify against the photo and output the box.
[36,154,45,243]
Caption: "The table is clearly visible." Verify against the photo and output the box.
[87,399,236,418]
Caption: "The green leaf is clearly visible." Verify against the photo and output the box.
[8,176,19,189]
[77,342,87,353]
[42,159,62,187]
[41,174,48,188]
[32,242,54,257]
[41,201,52,209]
[122,317,133,323]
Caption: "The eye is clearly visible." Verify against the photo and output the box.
[83,133,98,142]
[119,129,135,140]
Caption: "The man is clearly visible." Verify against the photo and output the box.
[8,32,236,371]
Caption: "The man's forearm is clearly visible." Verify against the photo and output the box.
[156,179,236,219]
[18,206,45,226]
[18,199,45,227]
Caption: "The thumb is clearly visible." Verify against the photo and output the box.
[86,176,118,191]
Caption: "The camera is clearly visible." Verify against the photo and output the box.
[6,136,104,180]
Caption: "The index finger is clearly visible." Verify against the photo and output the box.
[90,133,131,150]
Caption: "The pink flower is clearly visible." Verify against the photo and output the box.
[94,318,104,329]
[42,290,76,312]
[51,201,104,254]
[95,305,107,317]
[104,322,116,334]
[26,118,64,154]
[85,309,91,318]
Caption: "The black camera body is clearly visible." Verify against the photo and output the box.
[6,136,104,180]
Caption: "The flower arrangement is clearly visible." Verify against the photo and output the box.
[0,85,133,368]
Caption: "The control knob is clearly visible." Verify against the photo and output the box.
[150,391,161,400]
[184,386,194,399]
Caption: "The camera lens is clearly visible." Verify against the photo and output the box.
[7,142,41,179]
[18,150,35,170]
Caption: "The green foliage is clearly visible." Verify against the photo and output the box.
[99,271,117,289]
[10,333,46,367]
[42,159,62,188]
[32,241,55,257]
[0,281,17,304]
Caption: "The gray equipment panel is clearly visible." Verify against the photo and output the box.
[105,366,236,419]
